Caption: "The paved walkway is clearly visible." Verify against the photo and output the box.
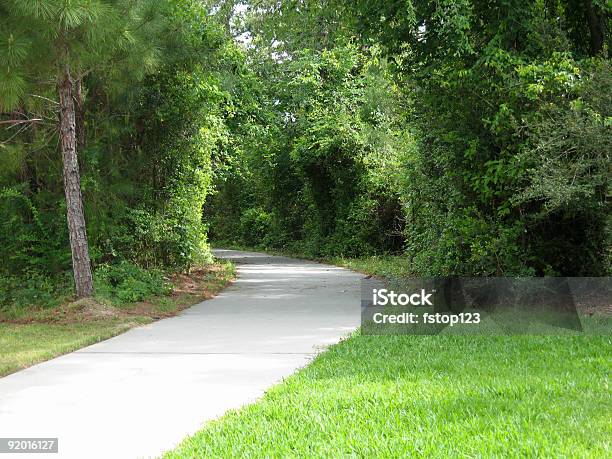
[0,250,362,458]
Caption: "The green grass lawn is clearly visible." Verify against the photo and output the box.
[166,332,610,458]
[0,320,140,376]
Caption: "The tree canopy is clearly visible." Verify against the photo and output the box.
[0,0,609,304]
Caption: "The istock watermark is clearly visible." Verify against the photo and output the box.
[361,277,611,335]
[372,288,434,306]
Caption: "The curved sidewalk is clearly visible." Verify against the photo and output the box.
[0,250,362,458]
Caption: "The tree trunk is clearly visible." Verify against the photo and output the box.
[59,63,94,298]
[584,0,605,55]
[75,77,85,155]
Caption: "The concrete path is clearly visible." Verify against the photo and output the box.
[0,250,362,458]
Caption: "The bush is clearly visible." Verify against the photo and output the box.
[94,262,172,304]
[239,208,272,246]
[0,272,71,312]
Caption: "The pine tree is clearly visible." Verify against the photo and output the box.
[0,0,167,297]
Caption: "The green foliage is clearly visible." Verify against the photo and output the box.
[0,1,243,304]
[209,44,407,257]
[392,3,611,275]
[239,208,272,246]
[0,273,71,312]
[94,262,171,304]
[206,0,609,276]
[1,0,610,304]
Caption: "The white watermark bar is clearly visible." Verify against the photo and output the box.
[361,277,611,335]
[0,438,58,454]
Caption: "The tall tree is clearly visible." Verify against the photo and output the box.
[58,58,93,297]
[0,0,166,296]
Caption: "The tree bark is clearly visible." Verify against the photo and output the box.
[59,63,94,298]
[75,77,85,155]
[584,0,605,55]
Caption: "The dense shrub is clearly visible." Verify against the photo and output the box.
[0,273,71,312]
[239,208,272,246]
[94,262,171,304]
